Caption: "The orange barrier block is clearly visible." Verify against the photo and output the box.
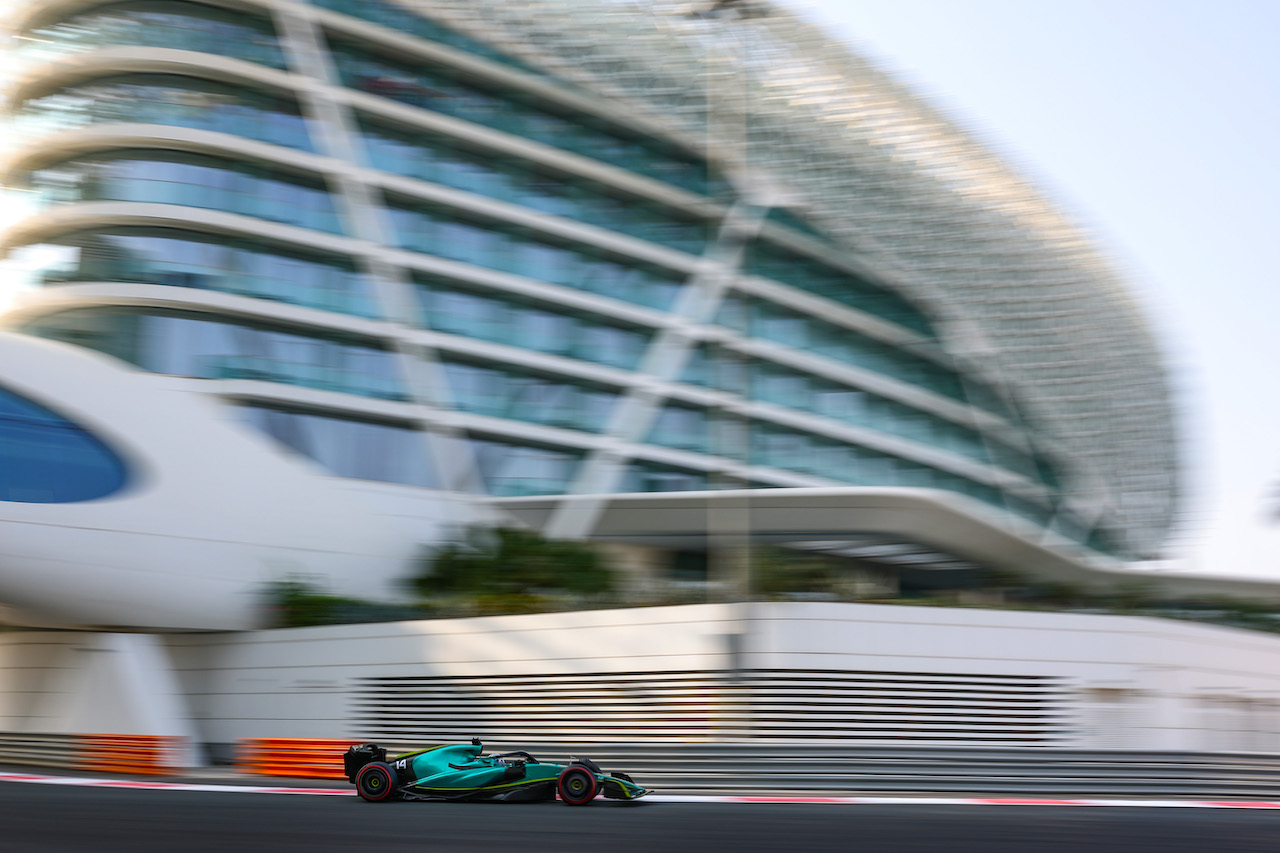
[237,738,360,779]
[78,735,179,776]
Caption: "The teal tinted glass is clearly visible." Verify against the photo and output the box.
[390,202,684,311]
[442,359,619,433]
[468,437,581,496]
[17,0,286,68]
[9,227,377,318]
[311,0,544,78]
[357,116,711,254]
[745,241,936,338]
[23,308,406,401]
[738,297,978,410]
[27,150,343,234]
[15,74,314,151]
[329,39,715,196]
[620,461,708,493]
[415,277,649,370]
[238,405,435,487]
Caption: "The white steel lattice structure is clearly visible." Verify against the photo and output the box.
[0,0,1183,630]
[420,0,1178,558]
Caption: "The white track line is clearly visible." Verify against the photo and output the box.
[3,772,1280,808]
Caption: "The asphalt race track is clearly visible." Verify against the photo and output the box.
[4,782,1280,853]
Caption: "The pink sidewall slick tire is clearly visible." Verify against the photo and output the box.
[355,762,396,802]
[557,765,598,805]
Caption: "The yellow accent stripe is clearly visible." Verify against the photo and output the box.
[391,745,445,760]
[417,778,554,792]
[604,776,634,798]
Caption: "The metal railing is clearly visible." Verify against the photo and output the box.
[0,733,181,776]
[372,742,1280,799]
[5,733,1280,798]
[0,733,79,769]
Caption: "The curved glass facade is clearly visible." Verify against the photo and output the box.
[328,37,720,196]
[386,198,691,307]
[415,276,650,369]
[468,436,583,498]
[8,227,377,317]
[2,0,1138,557]
[17,1,286,68]
[744,241,937,338]
[27,150,343,233]
[24,308,406,401]
[358,116,714,254]
[310,0,545,79]
[237,405,435,487]
[0,383,128,503]
[720,295,978,410]
[15,74,315,151]
[442,358,620,433]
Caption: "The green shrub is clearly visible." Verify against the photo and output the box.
[266,579,428,627]
[412,526,614,600]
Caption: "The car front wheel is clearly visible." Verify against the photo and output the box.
[558,765,598,806]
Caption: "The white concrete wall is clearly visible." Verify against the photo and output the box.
[164,605,736,744]
[7,602,1280,754]
[0,631,203,763]
[158,603,1280,751]
[744,603,1280,750]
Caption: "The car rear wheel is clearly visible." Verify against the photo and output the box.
[558,765,598,806]
[355,761,397,802]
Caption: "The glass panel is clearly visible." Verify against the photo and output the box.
[745,240,936,337]
[745,357,1001,469]
[620,461,708,493]
[9,227,377,318]
[23,307,406,401]
[414,276,649,371]
[311,0,545,78]
[238,405,435,487]
[469,437,580,496]
[15,74,314,151]
[441,359,618,433]
[0,384,129,503]
[329,39,718,196]
[388,199,685,312]
[647,405,709,454]
[16,0,287,69]
[738,297,989,414]
[357,120,715,255]
[25,150,343,234]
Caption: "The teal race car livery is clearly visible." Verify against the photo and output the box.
[343,740,651,805]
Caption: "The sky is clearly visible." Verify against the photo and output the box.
[788,0,1280,579]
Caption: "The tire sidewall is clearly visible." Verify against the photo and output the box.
[557,765,598,805]
[356,761,396,802]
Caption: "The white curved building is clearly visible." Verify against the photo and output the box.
[0,332,427,630]
[0,0,1204,631]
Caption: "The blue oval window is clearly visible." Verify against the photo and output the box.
[0,384,128,502]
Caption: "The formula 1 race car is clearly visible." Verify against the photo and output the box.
[343,739,651,805]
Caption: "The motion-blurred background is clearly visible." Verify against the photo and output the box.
[0,0,1278,793]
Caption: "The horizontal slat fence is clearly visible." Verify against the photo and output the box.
[354,668,1070,746]
[0,733,181,775]
[0,733,80,768]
